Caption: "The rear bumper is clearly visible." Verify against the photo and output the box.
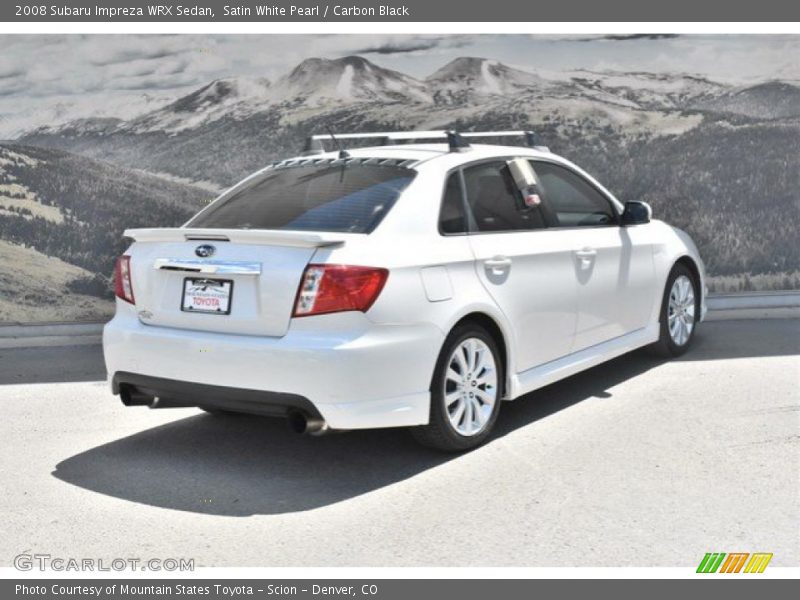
[103,305,442,430]
[112,372,324,420]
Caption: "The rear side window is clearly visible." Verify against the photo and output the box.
[439,173,467,234]
[188,164,416,234]
[462,162,547,232]
[531,161,617,227]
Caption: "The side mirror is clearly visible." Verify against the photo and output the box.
[621,201,652,226]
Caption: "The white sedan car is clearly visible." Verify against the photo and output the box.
[104,130,706,451]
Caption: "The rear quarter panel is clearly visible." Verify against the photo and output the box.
[310,168,520,391]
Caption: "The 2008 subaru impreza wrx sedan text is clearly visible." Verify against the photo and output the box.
[103,130,707,451]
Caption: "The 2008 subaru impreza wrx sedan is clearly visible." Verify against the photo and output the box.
[103,130,707,451]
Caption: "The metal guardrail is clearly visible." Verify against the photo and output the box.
[0,322,104,349]
[706,291,800,310]
[0,322,105,338]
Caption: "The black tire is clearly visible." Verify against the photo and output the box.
[411,323,504,452]
[648,263,699,358]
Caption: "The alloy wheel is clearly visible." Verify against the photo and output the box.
[668,274,696,346]
[444,338,498,436]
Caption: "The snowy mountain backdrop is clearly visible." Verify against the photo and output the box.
[2,51,799,321]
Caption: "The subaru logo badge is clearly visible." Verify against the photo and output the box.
[195,244,216,258]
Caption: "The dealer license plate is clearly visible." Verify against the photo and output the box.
[181,278,233,315]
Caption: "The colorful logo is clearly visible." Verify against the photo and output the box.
[697,552,773,573]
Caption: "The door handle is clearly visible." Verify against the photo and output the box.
[484,256,512,271]
[575,248,597,269]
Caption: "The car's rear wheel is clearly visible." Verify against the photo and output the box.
[649,263,699,357]
[411,324,503,452]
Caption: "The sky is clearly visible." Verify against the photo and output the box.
[0,34,797,137]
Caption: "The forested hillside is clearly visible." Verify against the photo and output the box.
[0,144,211,320]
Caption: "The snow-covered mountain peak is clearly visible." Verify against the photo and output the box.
[272,55,431,105]
[168,77,271,114]
[125,76,271,134]
[426,57,547,103]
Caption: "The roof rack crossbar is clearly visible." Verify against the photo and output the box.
[302,130,549,154]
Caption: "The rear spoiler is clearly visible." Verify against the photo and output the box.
[123,228,348,249]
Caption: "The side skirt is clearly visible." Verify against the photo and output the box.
[508,324,660,399]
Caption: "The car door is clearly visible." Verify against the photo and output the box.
[531,160,656,352]
[462,160,578,373]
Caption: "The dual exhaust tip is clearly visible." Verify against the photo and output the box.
[119,384,328,435]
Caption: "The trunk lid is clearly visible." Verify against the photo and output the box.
[124,228,347,337]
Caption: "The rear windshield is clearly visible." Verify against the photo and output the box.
[187,163,415,233]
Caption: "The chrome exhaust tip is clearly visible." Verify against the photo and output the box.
[287,410,329,436]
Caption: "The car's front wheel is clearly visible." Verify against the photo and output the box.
[650,263,699,357]
[411,324,503,451]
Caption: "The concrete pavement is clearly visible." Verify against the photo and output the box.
[0,319,798,567]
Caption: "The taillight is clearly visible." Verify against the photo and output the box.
[114,255,135,304]
[293,264,388,317]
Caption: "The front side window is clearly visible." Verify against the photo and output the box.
[187,163,416,234]
[531,161,617,227]
[462,162,547,232]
